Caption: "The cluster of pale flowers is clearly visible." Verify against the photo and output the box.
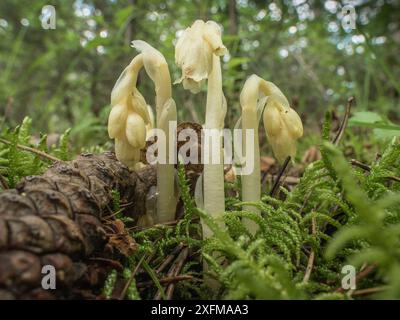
[107,19,303,235]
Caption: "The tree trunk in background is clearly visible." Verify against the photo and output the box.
[125,0,136,45]
[90,58,101,116]
[198,0,210,21]
[227,0,241,127]
[228,0,238,36]
[0,152,156,299]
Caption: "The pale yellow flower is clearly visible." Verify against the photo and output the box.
[175,20,227,93]
[263,100,303,163]
[108,56,151,169]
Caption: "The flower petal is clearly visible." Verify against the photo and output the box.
[125,112,146,149]
[183,78,203,93]
[131,88,150,124]
[204,21,227,56]
[267,128,297,164]
[263,103,284,137]
[175,19,226,93]
[108,103,127,139]
[115,138,140,167]
[132,40,168,84]
[282,108,303,139]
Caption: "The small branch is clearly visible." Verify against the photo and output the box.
[333,97,354,146]
[118,254,147,300]
[355,265,376,283]
[335,264,376,293]
[154,246,189,300]
[0,174,9,189]
[156,243,185,274]
[101,208,126,221]
[89,257,123,271]
[0,137,61,162]
[137,275,194,289]
[350,159,371,172]
[352,286,387,297]
[262,173,300,187]
[269,156,291,197]
[166,247,189,299]
[303,214,317,283]
[350,159,400,183]
[129,217,200,232]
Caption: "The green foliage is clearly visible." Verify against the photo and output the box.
[324,138,400,299]
[103,269,118,299]
[199,209,305,299]
[349,112,400,139]
[176,162,197,240]
[122,268,141,300]
[197,122,400,299]
[53,128,72,161]
[3,113,400,300]
[0,117,72,187]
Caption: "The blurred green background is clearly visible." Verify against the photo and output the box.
[0,0,399,150]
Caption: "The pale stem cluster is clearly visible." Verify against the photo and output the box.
[108,41,177,225]
[108,19,303,239]
[240,75,303,233]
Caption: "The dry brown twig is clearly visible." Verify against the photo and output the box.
[89,257,124,271]
[137,275,194,289]
[118,254,147,300]
[333,97,354,146]
[335,264,376,294]
[166,247,190,299]
[0,174,9,189]
[350,159,400,183]
[303,214,317,283]
[129,217,200,232]
[351,286,387,297]
[154,246,190,300]
[269,156,291,197]
[156,243,185,274]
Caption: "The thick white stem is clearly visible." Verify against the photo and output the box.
[156,103,177,223]
[203,55,225,238]
[240,75,290,233]
[152,61,177,223]
[241,107,260,233]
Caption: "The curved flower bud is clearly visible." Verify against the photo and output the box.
[130,88,150,124]
[111,55,143,106]
[282,107,303,138]
[263,100,303,163]
[114,138,140,169]
[131,40,177,224]
[240,74,303,234]
[132,40,172,112]
[132,40,168,83]
[109,39,178,225]
[126,113,146,149]
[108,103,127,139]
[108,54,151,170]
[175,20,227,93]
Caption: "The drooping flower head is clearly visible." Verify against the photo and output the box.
[239,74,303,164]
[175,20,227,93]
[263,97,303,163]
[108,54,151,169]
